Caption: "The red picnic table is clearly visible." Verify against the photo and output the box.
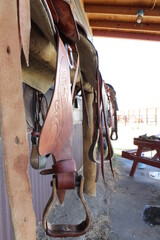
[121,136,160,176]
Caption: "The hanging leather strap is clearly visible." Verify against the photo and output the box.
[89,69,114,181]
[47,0,79,44]
[37,27,90,236]
[99,78,114,176]
[71,53,79,101]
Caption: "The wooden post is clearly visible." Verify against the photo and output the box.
[128,109,130,123]
[146,108,148,125]
[83,90,96,196]
[155,107,157,126]
[0,1,36,239]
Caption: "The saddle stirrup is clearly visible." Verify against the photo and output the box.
[42,174,90,238]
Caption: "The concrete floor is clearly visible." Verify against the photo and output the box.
[37,157,160,240]
[108,157,160,240]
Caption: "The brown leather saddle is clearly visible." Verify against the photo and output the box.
[26,0,90,238]
[23,0,118,237]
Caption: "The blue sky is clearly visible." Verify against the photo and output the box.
[93,37,160,110]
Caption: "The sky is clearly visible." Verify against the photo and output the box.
[93,37,160,110]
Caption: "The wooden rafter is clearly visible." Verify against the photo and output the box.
[85,5,160,18]
[90,20,160,33]
[92,29,160,41]
[83,0,160,8]
[82,0,160,40]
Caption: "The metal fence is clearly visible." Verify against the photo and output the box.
[118,107,160,126]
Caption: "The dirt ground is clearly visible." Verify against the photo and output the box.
[36,156,160,240]
[36,159,115,240]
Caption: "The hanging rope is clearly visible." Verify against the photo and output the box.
[151,0,157,10]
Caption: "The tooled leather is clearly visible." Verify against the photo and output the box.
[38,36,73,161]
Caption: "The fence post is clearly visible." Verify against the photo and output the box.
[146,108,148,125]
[155,107,157,126]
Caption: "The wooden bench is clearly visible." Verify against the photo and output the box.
[122,137,160,176]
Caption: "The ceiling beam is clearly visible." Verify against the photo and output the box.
[84,4,160,17]
[89,20,160,32]
[90,20,160,33]
[92,27,160,36]
[92,29,160,41]
[87,14,160,24]
[83,0,160,8]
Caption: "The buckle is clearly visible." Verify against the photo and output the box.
[42,175,90,238]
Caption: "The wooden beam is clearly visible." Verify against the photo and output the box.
[84,0,160,8]
[87,14,160,24]
[83,91,96,196]
[0,1,36,239]
[85,4,160,17]
[92,29,160,41]
[90,20,160,33]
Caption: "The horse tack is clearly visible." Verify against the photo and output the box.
[88,80,119,178]
[38,34,90,237]
[97,71,114,179]
[23,0,119,237]
[88,61,115,182]
[27,0,90,237]
[104,83,118,141]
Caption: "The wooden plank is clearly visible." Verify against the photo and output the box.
[85,4,160,18]
[83,91,96,196]
[87,13,160,25]
[92,29,160,41]
[0,1,36,239]
[122,151,160,167]
[90,20,160,33]
[84,0,160,8]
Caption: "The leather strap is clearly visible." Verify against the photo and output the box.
[100,80,114,176]
[88,68,114,181]
[48,0,79,45]
[29,90,48,169]
[40,159,76,175]
[80,75,90,127]
[42,176,90,237]
[36,1,90,235]
[105,84,118,141]
[71,53,79,101]
[28,1,91,237]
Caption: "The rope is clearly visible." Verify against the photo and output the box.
[151,0,157,10]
